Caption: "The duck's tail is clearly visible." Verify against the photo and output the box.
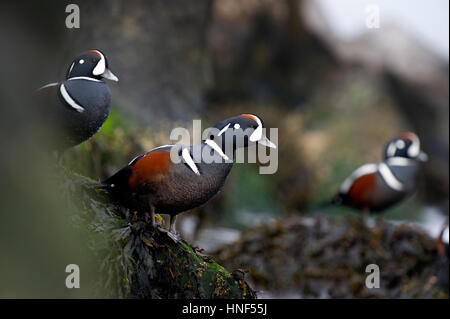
[87,181,113,190]
[310,194,344,212]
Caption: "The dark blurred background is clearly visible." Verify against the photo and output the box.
[0,0,448,297]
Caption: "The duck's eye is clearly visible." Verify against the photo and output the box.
[234,123,240,129]
[210,135,214,140]
[92,58,98,63]
[79,59,84,64]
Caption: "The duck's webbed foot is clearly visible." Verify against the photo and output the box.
[157,225,182,243]
[169,215,178,234]
[156,215,180,242]
[146,203,157,228]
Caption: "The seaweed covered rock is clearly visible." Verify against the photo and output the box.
[61,170,256,299]
[215,215,448,298]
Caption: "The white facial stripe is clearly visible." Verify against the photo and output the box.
[218,123,231,136]
[205,139,230,161]
[92,50,106,76]
[340,163,378,194]
[378,162,404,191]
[67,76,102,82]
[408,139,420,157]
[182,148,200,175]
[59,84,85,113]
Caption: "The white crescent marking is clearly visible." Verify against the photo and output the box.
[205,139,230,161]
[378,162,404,191]
[60,84,85,113]
[408,139,420,157]
[247,114,263,142]
[182,148,200,175]
[92,50,106,76]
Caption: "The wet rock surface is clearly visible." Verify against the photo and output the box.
[215,215,448,298]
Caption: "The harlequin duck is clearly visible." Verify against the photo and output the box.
[102,114,276,236]
[36,50,118,150]
[330,132,427,215]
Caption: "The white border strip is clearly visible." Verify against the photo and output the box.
[60,84,85,113]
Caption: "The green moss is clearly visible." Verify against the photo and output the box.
[61,170,256,298]
[97,108,133,137]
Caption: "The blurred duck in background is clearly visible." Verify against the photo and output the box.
[329,132,428,218]
[36,50,118,150]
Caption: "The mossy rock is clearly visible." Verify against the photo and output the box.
[61,169,256,299]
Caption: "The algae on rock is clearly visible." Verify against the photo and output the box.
[61,170,256,299]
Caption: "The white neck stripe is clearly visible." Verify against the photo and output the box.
[182,148,200,175]
[378,162,404,191]
[386,157,413,167]
[60,84,85,113]
[205,139,230,161]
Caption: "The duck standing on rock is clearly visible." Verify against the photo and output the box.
[36,50,118,150]
[102,114,276,239]
[329,132,428,217]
